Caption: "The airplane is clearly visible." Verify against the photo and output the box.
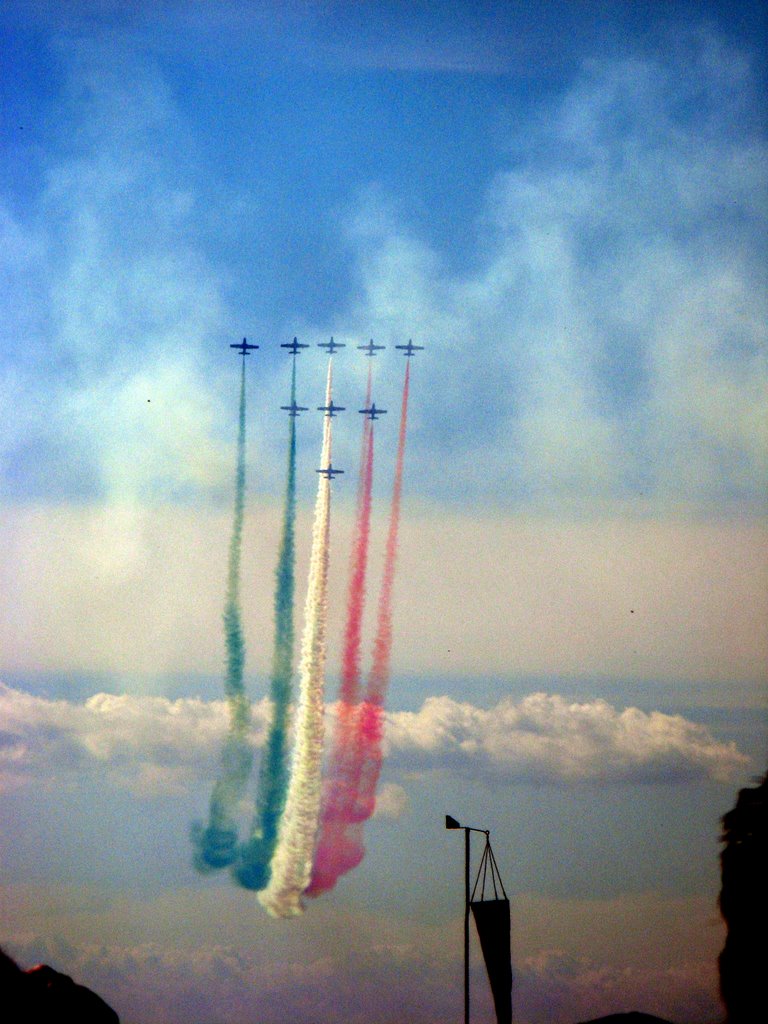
[359,402,387,421]
[357,339,385,357]
[230,337,259,355]
[318,337,345,355]
[395,339,424,358]
[316,464,344,479]
[281,337,309,356]
[317,400,345,418]
[280,400,309,417]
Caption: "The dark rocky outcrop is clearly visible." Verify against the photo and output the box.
[1,947,119,1023]
[719,771,768,1024]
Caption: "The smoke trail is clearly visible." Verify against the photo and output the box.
[311,360,411,892]
[337,365,373,708]
[354,360,410,815]
[307,369,375,896]
[192,357,253,871]
[235,358,299,890]
[364,361,409,700]
[259,361,334,917]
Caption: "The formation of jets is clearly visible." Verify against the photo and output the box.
[230,336,423,481]
[281,337,309,356]
[230,337,259,356]
[231,336,423,359]
[358,339,386,357]
[395,339,424,358]
[359,402,387,421]
[281,400,309,417]
[318,337,345,354]
[317,400,345,418]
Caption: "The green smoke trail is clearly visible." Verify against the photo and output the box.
[235,358,298,890]
[192,357,253,871]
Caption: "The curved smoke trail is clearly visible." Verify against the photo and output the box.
[307,369,375,896]
[192,357,253,871]
[259,361,334,917]
[310,359,410,891]
[235,358,299,890]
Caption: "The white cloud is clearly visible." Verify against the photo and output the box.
[371,782,409,819]
[0,683,268,795]
[387,692,750,783]
[0,683,747,796]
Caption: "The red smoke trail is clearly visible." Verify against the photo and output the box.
[339,366,373,707]
[307,369,375,896]
[354,359,410,818]
[308,360,410,895]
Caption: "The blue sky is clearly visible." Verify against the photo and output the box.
[2,0,766,509]
[1,3,766,1023]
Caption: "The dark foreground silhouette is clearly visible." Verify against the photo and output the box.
[719,770,767,1024]
[0,947,119,1023]
[577,1014,673,1024]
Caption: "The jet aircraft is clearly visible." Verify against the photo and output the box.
[358,339,385,357]
[318,337,345,354]
[395,339,424,357]
[317,400,345,418]
[316,464,344,479]
[230,338,259,355]
[281,337,309,356]
[359,402,387,420]
[281,401,309,417]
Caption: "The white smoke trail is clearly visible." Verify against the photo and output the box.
[259,361,334,918]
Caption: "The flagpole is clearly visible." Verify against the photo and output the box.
[464,825,470,1024]
[446,815,488,1024]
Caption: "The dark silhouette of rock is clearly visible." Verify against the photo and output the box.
[0,946,119,1022]
[719,770,768,1023]
[576,1015,674,1024]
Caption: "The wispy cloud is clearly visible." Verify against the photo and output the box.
[0,1,598,75]
[2,42,234,503]
[328,34,767,508]
[2,27,764,510]
[370,781,409,819]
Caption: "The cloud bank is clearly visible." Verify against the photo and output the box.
[385,693,749,784]
[0,684,266,796]
[3,888,723,1024]
[0,683,747,795]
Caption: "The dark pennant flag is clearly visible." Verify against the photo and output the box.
[470,898,512,1024]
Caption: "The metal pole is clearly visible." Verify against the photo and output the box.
[464,826,470,1024]
[446,816,485,1024]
